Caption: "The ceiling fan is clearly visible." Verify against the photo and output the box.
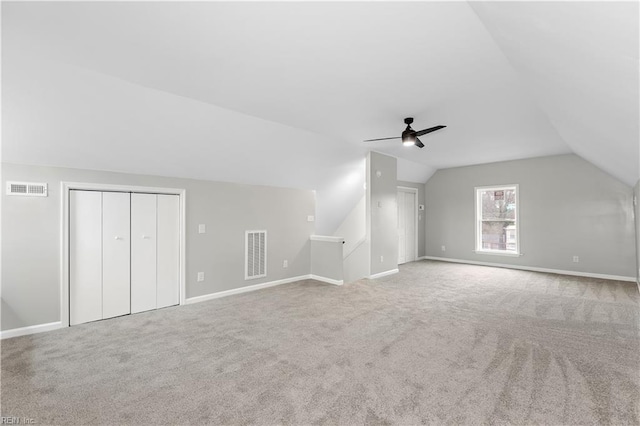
[364,117,446,148]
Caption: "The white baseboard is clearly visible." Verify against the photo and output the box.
[368,268,399,279]
[420,256,636,282]
[1,321,63,340]
[185,275,311,305]
[310,274,343,286]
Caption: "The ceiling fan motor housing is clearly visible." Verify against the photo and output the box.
[402,129,416,144]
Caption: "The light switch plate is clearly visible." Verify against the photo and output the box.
[197,272,205,282]
[307,215,315,222]
[198,224,206,234]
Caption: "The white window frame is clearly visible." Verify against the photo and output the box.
[475,184,520,257]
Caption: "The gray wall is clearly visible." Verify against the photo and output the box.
[334,195,366,258]
[310,240,344,282]
[397,180,426,258]
[367,152,398,275]
[343,241,369,284]
[1,163,315,330]
[334,194,369,284]
[424,154,636,278]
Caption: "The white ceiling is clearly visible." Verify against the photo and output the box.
[2,1,638,232]
[470,1,639,187]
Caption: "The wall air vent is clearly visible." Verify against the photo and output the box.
[245,230,267,280]
[6,182,48,197]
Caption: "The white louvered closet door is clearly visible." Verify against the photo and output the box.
[131,193,158,314]
[70,190,103,326]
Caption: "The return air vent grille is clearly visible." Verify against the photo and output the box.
[245,230,267,280]
[6,182,48,197]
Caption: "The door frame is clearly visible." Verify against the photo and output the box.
[61,182,186,328]
[397,186,419,264]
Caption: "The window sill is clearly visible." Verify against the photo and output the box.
[474,250,522,258]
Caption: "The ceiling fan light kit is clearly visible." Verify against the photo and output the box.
[364,117,446,149]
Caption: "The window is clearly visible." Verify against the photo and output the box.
[475,185,519,256]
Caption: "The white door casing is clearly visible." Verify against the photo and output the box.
[62,182,186,328]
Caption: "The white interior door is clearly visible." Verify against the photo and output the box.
[102,192,131,319]
[156,194,180,309]
[398,189,417,264]
[70,190,102,325]
[404,190,416,262]
[131,193,157,313]
[398,191,407,264]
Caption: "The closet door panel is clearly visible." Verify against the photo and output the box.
[131,193,157,313]
[102,192,131,319]
[70,190,103,325]
[156,195,180,309]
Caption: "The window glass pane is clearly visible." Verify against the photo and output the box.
[481,189,516,221]
[481,221,515,251]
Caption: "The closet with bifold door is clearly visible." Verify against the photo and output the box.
[70,190,180,326]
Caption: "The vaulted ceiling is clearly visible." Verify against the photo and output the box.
[2,1,638,233]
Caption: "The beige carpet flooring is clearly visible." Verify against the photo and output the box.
[2,260,639,425]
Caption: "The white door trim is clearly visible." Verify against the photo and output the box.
[397,186,419,264]
[61,182,187,328]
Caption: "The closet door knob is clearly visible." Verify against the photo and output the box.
[142,235,151,239]
[114,236,123,240]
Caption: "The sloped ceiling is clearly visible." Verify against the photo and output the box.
[471,1,639,187]
[2,1,638,233]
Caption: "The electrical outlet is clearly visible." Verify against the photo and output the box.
[572,256,579,263]
[380,255,384,263]
[283,260,288,268]
[307,215,315,222]
[197,272,205,282]
[198,224,206,234]
[441,245,446,252]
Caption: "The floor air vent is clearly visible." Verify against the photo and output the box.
[7,182,48,197]
[245,230,267,280]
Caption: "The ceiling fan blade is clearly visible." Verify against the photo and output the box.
[363,136,401,142]
[415,125,446,137]
[415,138,425,148]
